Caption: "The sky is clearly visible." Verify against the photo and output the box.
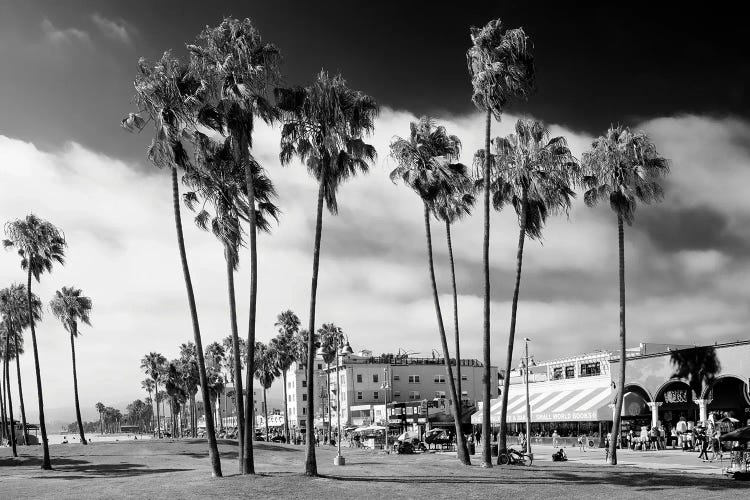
[0,1,748,426]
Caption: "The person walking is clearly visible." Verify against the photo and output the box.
[698,427,709,461]
[552,429,559,448]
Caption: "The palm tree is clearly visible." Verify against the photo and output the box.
[432,166,476,410]
[272,310,301,441]
[204,342,226,431]
[178,343,200,437]
[188,18,283,474]
[389,116,471,465]
[254,342,280,441]
[123,52,222,477]
[3,214,67,470]
[165,361,188,438]
[318,323,344,445]
[205,366,225,431]
[184,133,279,467]
[49,286,93,445]
[582,125,669,464]
[0,322,19,456]
[276,71,378,475]
[0,283,40,445]
[476,119,579,455]
[95,402,105,434]
[467,18,535,468]
[141,352,167,438]
[141,379,156,432]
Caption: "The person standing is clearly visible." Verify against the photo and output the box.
[552,429,559,448]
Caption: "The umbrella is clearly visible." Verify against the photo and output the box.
[397,431,416,442]
[720,426,750,443]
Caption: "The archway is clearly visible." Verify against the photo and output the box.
[705,375,750,426]
[655,379,697,428]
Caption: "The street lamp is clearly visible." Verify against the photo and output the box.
[335,338,353,466]
[381,366,391,451]
[518,337,535,458]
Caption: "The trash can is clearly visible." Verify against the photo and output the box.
[468,442,476,455]
[491,443,498,457]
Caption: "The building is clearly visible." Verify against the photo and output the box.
[285,348,498,435]
[472,340,750,442]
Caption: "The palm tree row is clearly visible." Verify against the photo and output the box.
[0,217,93,468]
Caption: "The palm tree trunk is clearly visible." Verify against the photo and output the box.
[1,363,7,444]
[282,371,290,441]
[608,214,627,465]
[70,328,87,445]
[423,203,470,465]
[171,165,222,477]
[243,144,258,475]
[264,388,269,441]
[304,180,326,476]
[148,391,154,433]
[498,188,528,458]
[27,268,51,469]
[154,385,160,437]
[217,392,223,432]
[446,222,463,408]
[480,108,492,468]
[14,333,29,445]
[224,241,245,473]
[5,352,17,456]
[100,409,103,435]
[326,365,331,444]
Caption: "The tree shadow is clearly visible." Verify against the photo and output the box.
[34,462,192,479]
[0,457,89,468]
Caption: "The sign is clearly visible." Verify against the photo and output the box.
[664,390,688,404]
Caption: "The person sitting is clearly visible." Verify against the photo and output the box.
[552,448,567,462]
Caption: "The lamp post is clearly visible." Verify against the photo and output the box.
[335,338,354,466]
[381,366,391,451]
[518,337,535,457]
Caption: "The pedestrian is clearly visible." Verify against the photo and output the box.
[552,429,559,448]
[578,434,586,452]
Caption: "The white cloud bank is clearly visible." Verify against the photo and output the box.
[1,109,749,424]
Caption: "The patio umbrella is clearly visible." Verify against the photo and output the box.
[397,431,416,442]
[720,426,750,443]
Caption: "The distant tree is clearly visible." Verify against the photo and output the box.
[140,352,167,437]
[271,310,301,441]
[50,286,93,445]
[318,323,344,445]
[582,125,669,465]
[254,342,280,441]
[3,214,67,470]
[141,379,156,432]
[670,346,721,400]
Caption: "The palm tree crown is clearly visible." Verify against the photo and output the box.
[0,284,42,333]
[49,286,93,337]
[466,19,535,118]
[582,125,670,224]
[3,214,66,281]
[254,342,280,390]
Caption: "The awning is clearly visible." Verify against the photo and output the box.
[472,379,615,424]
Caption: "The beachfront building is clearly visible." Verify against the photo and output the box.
[472,340,750,445]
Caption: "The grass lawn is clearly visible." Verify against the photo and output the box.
[1,439,748,499]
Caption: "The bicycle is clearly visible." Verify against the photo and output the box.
[498,447,533,466]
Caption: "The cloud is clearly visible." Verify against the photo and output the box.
[91,13,133,45]
[2,110,750,424]
[41,19,90,46]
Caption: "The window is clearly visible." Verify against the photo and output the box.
[565,365,575,379]
[394,391,401,398]
[461,391,469,400]
[393,375,400,381]
[372,373,379,383]
[409,391,421,400]
[435,391,446,399]
[461,374,468,381]
[434,374,446,383]
[302,380,307,388]
[357,391,363,400]
[356,373,362,383]
[580,362,601,377]
[408,375,420,384]
[302,394,307,401]
[553,367,563,380]
[373,391,379,400]
[317,363,322,370]
[302,407,306,415]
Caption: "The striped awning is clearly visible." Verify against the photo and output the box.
[472,379,615,424]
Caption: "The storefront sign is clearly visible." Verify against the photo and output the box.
[507,411,598,422]
[664,390,688,404]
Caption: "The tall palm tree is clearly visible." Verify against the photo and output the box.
[123,52,222,477]
[318,323,344,445]
[165,361,188,438]
[0,322,19,456]
[254,342,280,441]
[141,379,156,432]
[188,18,283,474]
[582,125,669,464]
[476,119,579,455]
[432,168,476,409]
[0,283,39,445]
[467,18,534,468]
[141,352,167,438]
[272,310,301,441]
[95,402,105,434]
[184,133,279,465]
[276,71,378,475]
[49,286,93,445]
[3,214,67,470]
[389,116,471,465]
